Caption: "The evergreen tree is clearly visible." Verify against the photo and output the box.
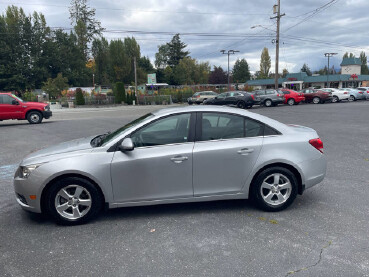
[166,34,190,68]
[232,58,251,83]
[208,66,227,84]
[282,68,289,77]
[75,87,85,105]
[115,82,125,104]
[360,51,369,75]
[300,63,312,76]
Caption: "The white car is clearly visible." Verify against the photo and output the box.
[321,88,349,103]
[357,87,369,100]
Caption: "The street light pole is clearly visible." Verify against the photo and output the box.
[271,0,285,89]
[324,53,337,88]
[220,49,239,90]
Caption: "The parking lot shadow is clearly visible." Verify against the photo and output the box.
[0,121,55,127]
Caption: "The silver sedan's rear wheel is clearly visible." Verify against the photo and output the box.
[45,177,103,225]
[348,95,355,102]
[251,167,298,211]
[260,174,292,206]
[264,99,272,107]
[332,96,339,103]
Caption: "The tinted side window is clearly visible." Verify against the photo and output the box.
[264,125,280,136]
[245,118,264,137]
[201,113,244,141]
[282,91,290,94]
[131,113,191,147]
[266,90,275,95]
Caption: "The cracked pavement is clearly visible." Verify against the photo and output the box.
[1,102,369,276]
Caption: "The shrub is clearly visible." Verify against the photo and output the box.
[75,88,85,105]
[115,82,126,104]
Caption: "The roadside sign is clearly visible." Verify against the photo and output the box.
[147,74,156,84]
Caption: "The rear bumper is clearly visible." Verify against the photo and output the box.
[42,111,52,119]
[298,155,327,190]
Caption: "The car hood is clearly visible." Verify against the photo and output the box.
[21,101,48,108]
[23,136,94,162]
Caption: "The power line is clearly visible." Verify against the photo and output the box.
[283,0,340,33]
[0,1,271,16]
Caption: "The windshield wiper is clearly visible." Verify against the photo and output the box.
[90,131,111,147]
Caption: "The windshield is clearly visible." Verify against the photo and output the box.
[11,94,23,102]
[99,113,154,146]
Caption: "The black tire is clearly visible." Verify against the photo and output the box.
[312,97,321,104]
[251,167,298,212]
[45,177,103,225]
[27,111,43,124]
[237,101,246,109]
[264,99,273,107]
[188,102,193,105]
[332,96,339,103]
[348,95,355,102]
[287,98,295,106]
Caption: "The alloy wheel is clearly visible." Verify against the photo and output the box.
[54,185,92,220]
[287,99,295,106]
[260,173,292,206]
[30,113,40,123]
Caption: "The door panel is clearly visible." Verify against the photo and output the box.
[111,143,194,202]
[193,137,263,196]
[0,95,23,119]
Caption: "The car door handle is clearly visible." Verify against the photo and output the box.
[170,156,188,163]
[237,148,254,155]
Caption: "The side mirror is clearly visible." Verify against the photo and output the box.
[12,100,19,105]
[119,138,134,152]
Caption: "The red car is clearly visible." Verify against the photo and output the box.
[280,89,305,105]
[0,93,52,124]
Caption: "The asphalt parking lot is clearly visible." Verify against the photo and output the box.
[1,101,369,277]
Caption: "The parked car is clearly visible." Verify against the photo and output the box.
[249,89,285,107]
[299,88,332,104]
[188,91,218,105]
[356,87,369,100]
[338,88,366,101]
[203,91,254,108]
[280,89,305,105]
[0,93,52,124]
[14,106,326,225]
[320,88,349,103]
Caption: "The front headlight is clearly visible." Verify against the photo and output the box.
[44,105,50,111]
[20,164,41,179]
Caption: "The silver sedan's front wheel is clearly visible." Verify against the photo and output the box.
[55,185,92,220]
[252,167,298,211]
[46,177,103,225]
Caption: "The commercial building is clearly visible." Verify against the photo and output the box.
[246,57,369,90]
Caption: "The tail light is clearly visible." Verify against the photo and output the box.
[251,94,255,100]
[358,91,363,94]
[344,92,348,94]
[309,138,324,153]
[196,95,200,98]
[277,94,282,97]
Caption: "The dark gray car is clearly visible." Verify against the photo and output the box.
[250,89,285,107]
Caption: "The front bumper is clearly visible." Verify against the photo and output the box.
[42,111,52,119]
[14,174,43,213]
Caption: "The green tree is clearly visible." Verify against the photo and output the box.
[69,0,104,59]
[259,47,271,79]
[75,87,85,105]
[92,37,110,84]
[343,52,355,59]
[232,58,251,83]
[166,34,189,68]
[155,44,169,69]
[300,63,312,76]
[109,40,130,83]
[42,73,69,99]
[282,68,289,77]
[360,51,369,75]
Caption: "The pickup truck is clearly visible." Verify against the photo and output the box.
[0,93,52,124]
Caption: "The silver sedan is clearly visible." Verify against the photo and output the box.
[14,106,327,225]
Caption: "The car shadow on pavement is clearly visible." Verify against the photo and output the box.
[98,199,258,223]
[0,121,55,127]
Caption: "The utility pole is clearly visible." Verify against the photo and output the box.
[134,56,138,105]
[324,53,337,88]
[271,0,285,89]
[220,49,239,90]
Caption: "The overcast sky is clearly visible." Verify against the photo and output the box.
[1,0,368,73]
